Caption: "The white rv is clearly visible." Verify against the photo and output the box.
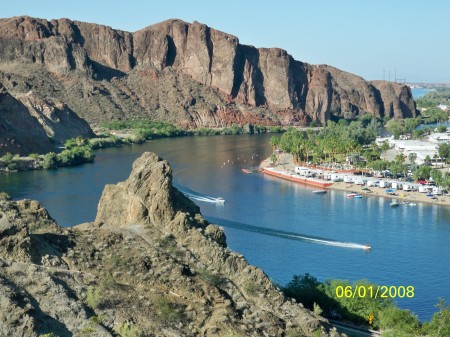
[402,184,412,191]
[294,166,313,177]
[379,180,389,188]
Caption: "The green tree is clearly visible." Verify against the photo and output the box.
[423,299,450,337]
[413,166,431,181]
[408,153,417,164]
[378,306,420,336]
[269,136,280,154]
[42,152,58,169]
[1,152,14,164]
[437,124,448,133]
[381,141,389,158]
[430,169,443,186]
[438,143,450,163]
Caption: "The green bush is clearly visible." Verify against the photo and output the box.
[244,282,262,297]
[198,268,225,287]
[0,192,11,201]
[42,152,58,169]
[422,298,450,337]
[29,153,40,159]
[86,286,101,309]
[269,126,284,133]
[1,152,14,164]
[378,306,420,336]
[153,295,186,323]
[115,321,143,337]
[57,146,94,167]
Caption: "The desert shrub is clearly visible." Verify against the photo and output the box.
[198,268,225,287]
[0,192,11,201]
[153,295,186,323]
[86,286,101,309]
[244,282,262,296]
[313,302,323,316]
[115,321,143,337]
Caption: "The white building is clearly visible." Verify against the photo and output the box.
[428,133,450,143]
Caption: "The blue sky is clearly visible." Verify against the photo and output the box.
[3,0,449,83]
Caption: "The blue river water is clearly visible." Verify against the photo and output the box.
[411,87,433,99]
[0,135,449,321]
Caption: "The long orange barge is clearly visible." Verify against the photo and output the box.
[261,167,333,188]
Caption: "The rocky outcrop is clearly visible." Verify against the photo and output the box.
[0,154,341,337]
[0,83,95,156]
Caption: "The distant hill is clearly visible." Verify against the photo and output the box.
[0,16,418,154]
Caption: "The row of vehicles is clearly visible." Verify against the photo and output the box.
[294,166,445,195]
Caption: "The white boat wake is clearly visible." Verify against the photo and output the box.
[176,183,225,204]
[183,193,225,204]
[206,216,370,251]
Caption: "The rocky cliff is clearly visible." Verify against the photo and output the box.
[0,154,341,337]
[0,83,94,155]
[0,16,417,134]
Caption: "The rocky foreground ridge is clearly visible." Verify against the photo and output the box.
[0,17,416,135]
[0,152,341,337]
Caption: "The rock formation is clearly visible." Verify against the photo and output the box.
[0,84,94,155]
[0,16,417,136]
[0,154,341,337]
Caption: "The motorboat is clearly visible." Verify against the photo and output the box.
[216,197,225,204]
[364,244,372,250]
[390,200,400,207]
[242,167,258,174]
[347,193,361,198]
[313,190,327,194]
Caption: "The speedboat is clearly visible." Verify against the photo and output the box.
[242,167,258,174]
[313,190,327,194]
[216,197,225,204]
[364,244,372,250]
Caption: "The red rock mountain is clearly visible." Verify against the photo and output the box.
[0,16,417,133]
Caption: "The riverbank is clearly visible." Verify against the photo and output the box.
[1,123,285,174]
[261,154,450,206]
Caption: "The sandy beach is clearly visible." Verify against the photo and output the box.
[261,154,450,207]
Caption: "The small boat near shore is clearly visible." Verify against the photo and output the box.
[347,192,361,198]
[313,190,327,194]
[390,200,400,207]
[242,167,258,174]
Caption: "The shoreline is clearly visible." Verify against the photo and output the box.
[261,154,450,207]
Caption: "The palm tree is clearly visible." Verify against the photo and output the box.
[269,136,280,154]
[408,153,417,165]
[381,141,389,159]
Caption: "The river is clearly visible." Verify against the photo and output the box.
[1,134,449,321]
